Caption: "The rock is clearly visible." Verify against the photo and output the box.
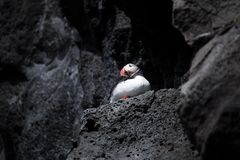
[173,0,240,52]
[67,90,199,160]
[17,51,83,160]
[174,0,240,159]
[179,20,240,159]
[173,0,240,41]
[0,0,84,159]
[79,50,119,108]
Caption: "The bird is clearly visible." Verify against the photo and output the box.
[110,63,151,103]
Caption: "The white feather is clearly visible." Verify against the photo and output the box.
[110,75,150,103]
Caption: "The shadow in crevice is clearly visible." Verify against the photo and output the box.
[0,64,27,85]
[59,0,193,89]
[60,0,114,53]
[0,130,16,160]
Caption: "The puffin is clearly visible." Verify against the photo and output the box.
[110,63,151,103]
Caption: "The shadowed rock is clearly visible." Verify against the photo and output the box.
[0,0,83,159]
[173,0,240,41]
[67,90,199,160]
[179,21,240,159]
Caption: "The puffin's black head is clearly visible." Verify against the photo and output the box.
[120,63,140,78]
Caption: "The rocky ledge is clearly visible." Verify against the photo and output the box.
[67,90,199,160]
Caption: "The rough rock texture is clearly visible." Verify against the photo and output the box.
[173,0,240,55]
[0,0,119,159]
[174,0,240,159]
[0,0,84,159]
[67,90,199,160]
[180,21,240,160]
[173,0,240,45]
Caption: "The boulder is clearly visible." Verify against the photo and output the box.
[67,90,199,160]
[173,0,240,43]
[179,20,240,159]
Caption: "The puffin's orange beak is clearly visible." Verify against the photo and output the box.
[120,68,125,77]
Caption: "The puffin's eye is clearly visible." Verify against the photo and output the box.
[128,64,132,67]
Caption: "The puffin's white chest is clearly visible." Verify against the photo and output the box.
[110,75,150,102]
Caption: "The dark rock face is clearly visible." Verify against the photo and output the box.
[67,90,199,160]
[0,0,84,159]
[173,0,240,52]
[79,50,119,108]
[174,0,240,159]
[179,22,240,160]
